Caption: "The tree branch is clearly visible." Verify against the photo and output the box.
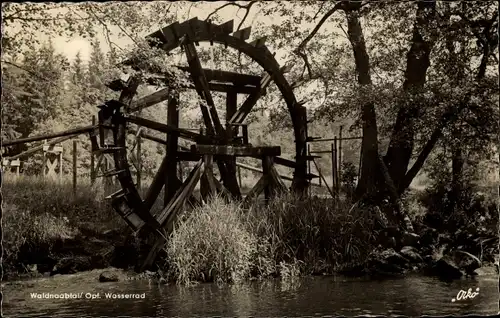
[205,1,257,30]
[296,2,344,53]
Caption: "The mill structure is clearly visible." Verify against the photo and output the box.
[2,18,318,271]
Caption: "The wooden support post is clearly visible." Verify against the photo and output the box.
[137,133,142,191]
[333,137,339,197]
[165,94,180,206]
[262,156,273,203]
[178,161,183,183]
[43,140,47,176]
[339,125,343,190]
[242,125,249,145]
[59,147,63,184]
[238,165,242,188]
[90,116,96,185]
[224,89,240,197]
[307,144,312,196]
[73,140,77,195]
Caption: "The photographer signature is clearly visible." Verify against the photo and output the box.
[451,288,480,302]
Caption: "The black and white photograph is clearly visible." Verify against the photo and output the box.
[1,1,499,317]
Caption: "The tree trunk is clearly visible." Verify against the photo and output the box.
[343,9,382,201]
[384,0,438,189]
[449,126,464,216]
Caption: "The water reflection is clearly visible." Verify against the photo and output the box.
[2,273,498,317]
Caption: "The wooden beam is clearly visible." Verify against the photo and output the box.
[228,66,288,125]
[183,42,224,136]
[129,88,171,113]
[262,156,272,202]
[156,159,204,226]
[125,115,216,143]
[224,90,242,198]
[145,77,259,95]
[4,132,85,161]
[249,36,267,48]
[165,94,181,205]
[142,153,170,216]
[140,159,205,272]
[2,125,97,147]
[243,175,268,207]
[232,27,252,40]
[191,145,281,157]
[175,66,261,87]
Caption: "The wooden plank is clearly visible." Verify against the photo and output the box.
[249,36,267,48]
[243,175,268,207]
[142,153,170,216]
[224,90,241,198]
[156,160,204,225]
[146,29,168,47]
[183,42,221,136]
[312,158,335,199]
[204,155,217,197]
[191,145,281,157]
[125,115,216,143]
[165,94,181,205]
[232,27,251,40]
[43,145,63,153]
[182,42,241,200]
[175,66,261,86]
[228,66,289,125]
[262,156,272,202]
[145,76,259,94]
[177,151,201,161]
[111,195,145,231]
[217,20,234,34]
[72,140,77,195]
[2,125,97,147]
[5,133,81,161]
[129,88,171,113]
[269,164,287,194]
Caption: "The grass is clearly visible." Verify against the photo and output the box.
[163,193,379,285]
[1,174,393,284]
[1,174,126,273]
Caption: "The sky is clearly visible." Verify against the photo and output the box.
[34,2,330,66]
[49,3,266,62]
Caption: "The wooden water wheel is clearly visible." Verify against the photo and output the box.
[93,18,311,271]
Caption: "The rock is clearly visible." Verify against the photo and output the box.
[433,255,463,279]
[400,246,423,263]
[401,232,420,247]
[379,248,410,267]
[50,256,92,276]
[453,250,481,276]
[367,248,410,276]
[99,271,119,282]
[474,266,497,276]
[437,233,453,245]
[26,264,38,273]
[419,227,438,246]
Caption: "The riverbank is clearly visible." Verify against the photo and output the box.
[2,177,498,283]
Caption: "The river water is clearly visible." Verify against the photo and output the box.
[2,270,498,317]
